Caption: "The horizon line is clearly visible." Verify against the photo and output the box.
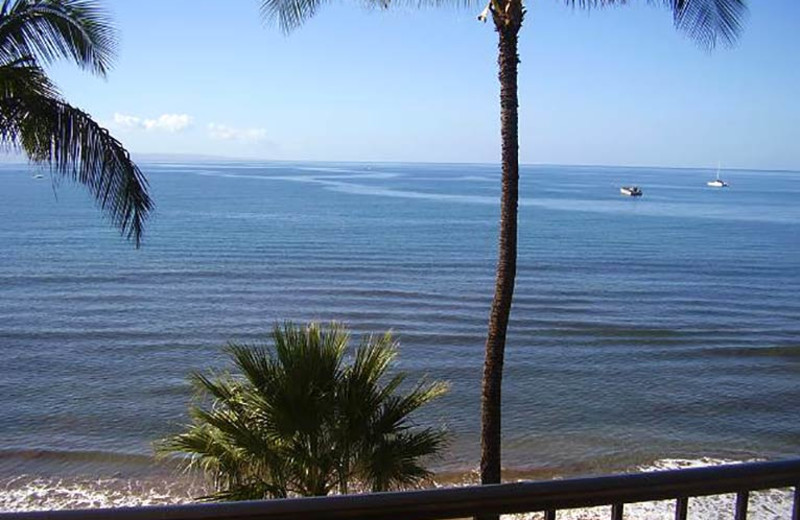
[1,151,798,175]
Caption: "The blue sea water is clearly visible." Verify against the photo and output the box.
[0,161,798,493]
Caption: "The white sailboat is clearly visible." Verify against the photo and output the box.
[620,185,642,197]
[707,164,728,188]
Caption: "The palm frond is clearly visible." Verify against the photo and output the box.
[201,481,288,502]
[667,0,746,49]
[0,58,54,146]
[8,93,151,246]
[363,428,448,491]
[259,0,329,34]
[352,332,396,385]
[0,56,56,98]
[373,380,449,435]
[225,342,276,391]
[565,0,747,49]
[260,0,476,33]
[0,0,116,75]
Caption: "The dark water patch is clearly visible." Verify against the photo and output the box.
[510,322,691,338]
[571,336,798,351]
[700,344,800,359]
[0,330,202,342]
[0,450,160,477]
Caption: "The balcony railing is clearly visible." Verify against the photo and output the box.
[3,458,799,520]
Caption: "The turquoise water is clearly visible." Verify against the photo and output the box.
[1,161,798,489]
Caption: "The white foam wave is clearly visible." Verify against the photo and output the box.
[503,458,794,520]
[2,459,794,518]
[0,476,201,512]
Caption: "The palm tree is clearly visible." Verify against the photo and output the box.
[258,0,748,500]
[0,0,151,246]
[477,1,747,501]
[158,322,448,500]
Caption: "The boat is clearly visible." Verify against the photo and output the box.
[32,173,44,179]
[707,164,728,188]
[620,186,642,197]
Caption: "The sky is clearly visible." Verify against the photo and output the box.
[46,0,800,170]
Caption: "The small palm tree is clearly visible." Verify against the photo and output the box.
[158,322,448,500]
[0,0,151,246]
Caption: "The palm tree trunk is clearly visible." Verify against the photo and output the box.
[480,0,523,509]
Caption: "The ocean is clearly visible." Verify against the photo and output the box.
[1,161,798,511]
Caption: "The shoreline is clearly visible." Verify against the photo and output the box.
[2,456,791,515]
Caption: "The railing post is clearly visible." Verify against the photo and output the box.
[735,491,749,520]
[611,503,623,520]
[793,485,799,520]
[544,510,556,520]
[675,496,688,520]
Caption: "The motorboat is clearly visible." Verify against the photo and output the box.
[620,186,642,197]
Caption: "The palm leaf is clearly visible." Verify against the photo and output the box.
[0,58,53,145]
[362,429,447,491]
[567,0,746,49]
[0,0,115,75]
[7,92,151,245]
[260,0,477,33]
[373,380,449,435]
[668,0,746,48]
[259,0,329,34]
[0,55,56,98]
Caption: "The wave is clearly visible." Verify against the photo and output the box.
[0,475,200,512]
[0,449,152,465]
[521,458,794,520]
[1,458,794,518]
[0,450,173,478]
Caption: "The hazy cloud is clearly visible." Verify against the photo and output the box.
[112,113,142,128]
[113,113,192,132]
[208,123,268,143]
